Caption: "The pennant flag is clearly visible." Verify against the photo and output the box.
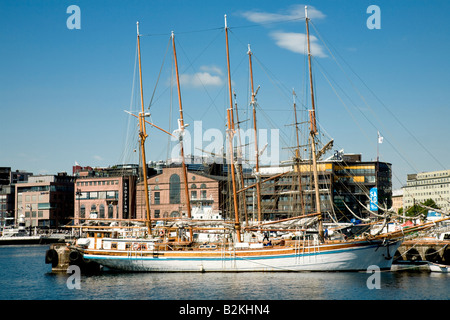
[377,131,383,144]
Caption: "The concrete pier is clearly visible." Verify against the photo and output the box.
[396,239,450,264]
[45,243,101,274]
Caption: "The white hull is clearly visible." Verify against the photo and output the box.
[428,262,450,273]
[83,239,402,272]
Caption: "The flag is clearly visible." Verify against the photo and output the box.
[377,131,383,144]
[370,187,378,211]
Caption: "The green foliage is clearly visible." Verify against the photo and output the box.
[405,199,439,217]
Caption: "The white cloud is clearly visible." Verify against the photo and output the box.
[270,31,327,58]
[199,65,223,76]
[179,65,224,88]
[240,5,327,58]
[241,4,325,24]
[93,155,104,161]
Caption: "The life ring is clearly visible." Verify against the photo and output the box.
[45,249,59,268]
[140,243,147,250]
[69,250,82,264]
[159,229,165,237]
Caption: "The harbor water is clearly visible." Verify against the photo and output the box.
[1,245,449,301]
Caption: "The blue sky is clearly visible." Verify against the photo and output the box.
[1,0,449,190]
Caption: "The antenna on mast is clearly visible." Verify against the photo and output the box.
[136,21,140,36]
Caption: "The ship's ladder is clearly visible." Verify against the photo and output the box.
[221,238,236,269]
[296,234,320,264]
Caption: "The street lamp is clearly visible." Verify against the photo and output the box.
[26,204,32,236]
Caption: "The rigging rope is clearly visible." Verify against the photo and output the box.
[147,37,171,111]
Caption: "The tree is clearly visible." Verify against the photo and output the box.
[405,199,439,218]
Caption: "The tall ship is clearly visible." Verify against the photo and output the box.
[66,7,449,272]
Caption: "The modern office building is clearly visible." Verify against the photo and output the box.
[244,154,392,223]
[15,172,74,228]
[402,169,450,212]
[1,167,33,227]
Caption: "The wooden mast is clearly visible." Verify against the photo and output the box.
[305,7,324,239]
[247,45,262,223]
[136,21,152,235]
[292,91,305,215]
[233,91,249,225]
[224,15,242,242]
[171,31,193,241]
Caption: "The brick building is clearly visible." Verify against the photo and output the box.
[73,165,139,224]
[136,166,227,220]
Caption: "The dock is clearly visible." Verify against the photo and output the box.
[45,242,101,274]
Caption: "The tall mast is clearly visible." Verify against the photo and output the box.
[247,45,262,223]
[292,91,305,215]
[171,31,193,241]
[225,15,242,242]
[136,21,152,235]
[233,91,249,225]
[305,7,324,239]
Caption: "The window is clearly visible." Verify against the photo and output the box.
[169,174,180,204]
[99,204,105,218]
[108,204,114,219]
[106,191,117,199]
[90,205,97,217]
[154,210,160,218]
[191,191,197,199]
[80,205,85,218]
[154,192,160,204]
[38,203,51,210]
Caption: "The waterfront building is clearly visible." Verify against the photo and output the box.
[391,189,403,213]
[0,185,15,227]
[136,166,227,220]
[402,169,450,212]
[244,154,392,222]
[0,167,33,227]
[14,172,74,228]
[73,165,139,224]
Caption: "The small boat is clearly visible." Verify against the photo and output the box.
[0,215,67,245]
[428,262,450,273]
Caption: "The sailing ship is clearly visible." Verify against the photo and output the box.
[71,8,449,272]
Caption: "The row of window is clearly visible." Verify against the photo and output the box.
[404,191,450,199]
[17,185,73,193]
[407,178,450,186]
[79,204,116,219]
[76,180,119,186]
[76,191,119,200]
[153,190,210,205]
